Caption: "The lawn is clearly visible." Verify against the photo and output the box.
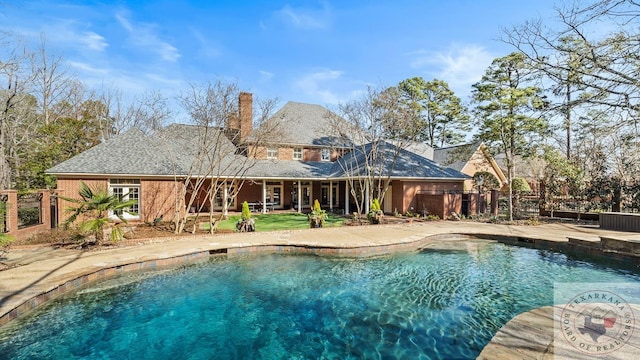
[213,212,347,232]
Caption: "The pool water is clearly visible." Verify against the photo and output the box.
[1,240,639,359]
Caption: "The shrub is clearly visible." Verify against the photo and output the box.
[237,201,255,232]
[367,198,384,224]
[241,201,251,220]
[0,234,14,252]
[308,199,327,228]
[18,207,41,227]
[62,181,138,244]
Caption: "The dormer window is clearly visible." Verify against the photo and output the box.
[321,148,331,161]
[267,148,278,160]
[293,148,303,160]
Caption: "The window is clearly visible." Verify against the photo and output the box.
[267,147,278,159]
[320,182,339,206]
[293,148,303,160]
[321,148,331,161]
[266,181,283,206]
[214,182,236,209]
[109,179,140,220]
[292,182,312,208]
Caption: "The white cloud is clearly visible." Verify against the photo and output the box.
[408,44,495,96]
[275,2,331,30]
[9,20,108,53]
[294,69,343,104]
[259,70,274,81]
[115,10,181,62]
[144,72,183,87]
[80,32,108,51]
[68,61,109,75]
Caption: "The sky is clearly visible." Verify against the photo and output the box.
[1,0,561,120]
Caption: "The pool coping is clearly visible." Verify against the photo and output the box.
[1,222,639,357]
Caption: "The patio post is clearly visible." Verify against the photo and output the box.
[297,180,302,213]
[365,181,370,214]
[222,182,229,216]
[329,180,334,212]
[262,180,267,214]
[345,181,349,215]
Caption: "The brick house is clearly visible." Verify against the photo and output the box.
[433,142,508,191]
[47,93,471,224]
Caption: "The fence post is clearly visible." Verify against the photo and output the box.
[6,191,18,234]
[41,191,51,228]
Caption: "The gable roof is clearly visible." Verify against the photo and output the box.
[332,141,469,180]
[47,99,468,183]
[433,142,482,172]
[47,128,177,176]
[47,124,246,177]
[249,101,355,147]
[433,141,508,185]
[400,140,434,161]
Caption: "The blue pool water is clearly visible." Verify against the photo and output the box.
[0,240,639,359]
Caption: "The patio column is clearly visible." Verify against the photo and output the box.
[365,181,370,214]
[329,180,333,212]
[297,180,302,213]
[262,180,267,214]
[222,182,229,216]
[345,181,349,215]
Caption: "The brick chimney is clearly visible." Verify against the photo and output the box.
[238,92,253,142]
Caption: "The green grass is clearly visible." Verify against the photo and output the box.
[211,212,347,232]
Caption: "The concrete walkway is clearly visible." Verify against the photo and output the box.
[1,221,639,358]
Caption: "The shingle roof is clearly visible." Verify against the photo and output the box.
[48,104,468,182]
[249,101,356,147]
[47,124,243,177]
[47,128,178,176]
[332,141,469,180]
[433,142,481,171]
[398,141,434,161]
[244,160,337,179]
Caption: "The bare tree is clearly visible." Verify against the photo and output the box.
[169,80,280,234]
[31,34,71,126]
[327,85,416,217]
[99,87,171,137]
[504,0,640,203]
[504,0,640,149]
[0,33,37,189]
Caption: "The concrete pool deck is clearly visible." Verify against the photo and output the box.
[1,220,639,358]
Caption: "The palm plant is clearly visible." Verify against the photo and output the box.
[63,182,138,244]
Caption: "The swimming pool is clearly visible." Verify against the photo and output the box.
[0,239,638,359]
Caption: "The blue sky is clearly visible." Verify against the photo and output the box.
[1,0,559,117]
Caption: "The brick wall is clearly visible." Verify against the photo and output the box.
[1,189,55,240]
[141,179,180,223]
[56,179,107,224]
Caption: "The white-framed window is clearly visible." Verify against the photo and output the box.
[109,179,140,220]
[321,148,331,161]
[266,181,283,207]
[321,182,339,206]
[267,147,278,159]
[214,182,236,209]
[293,148,303,160]
[292,182,312,208]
